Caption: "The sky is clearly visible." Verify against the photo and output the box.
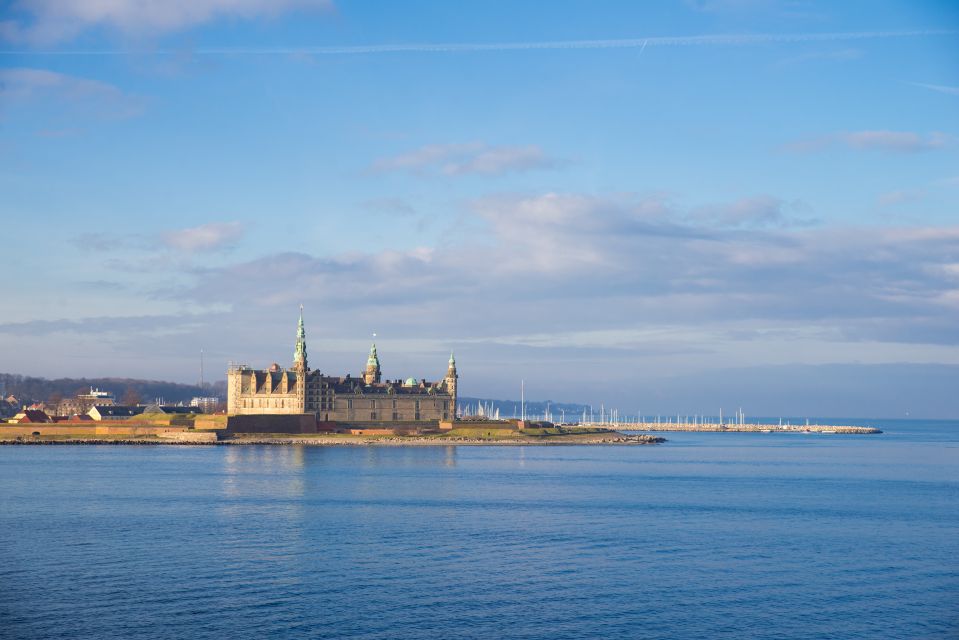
[1,0,957,418]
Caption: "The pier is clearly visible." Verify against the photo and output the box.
[587,422,881,434]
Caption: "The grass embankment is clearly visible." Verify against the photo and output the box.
[128,414,228,428]
[431,426,606,439]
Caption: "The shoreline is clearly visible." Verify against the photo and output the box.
[0,433,666,447]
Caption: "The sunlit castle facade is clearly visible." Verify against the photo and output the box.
[227,308,458,423]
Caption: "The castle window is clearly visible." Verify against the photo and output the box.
[371,412,377,420]
[347,399,353,409]
[392,412,399,420]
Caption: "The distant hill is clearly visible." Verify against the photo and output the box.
[0,373,225,405]
[458,396,591,422]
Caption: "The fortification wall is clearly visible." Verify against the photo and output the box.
[156,430,217,442]
[225,414,320,434]
[0,424,209,438]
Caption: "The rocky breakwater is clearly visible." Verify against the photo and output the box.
[625,423,881,434]
[219,433,666,446]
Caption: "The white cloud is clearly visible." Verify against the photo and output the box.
[160,193,959,361]
[161,222,244,252]
[689,195,816,228]
[841,130,951,152]
[0,0,334,45]
[0,67,142,118]
[877,189,924,207]
[372,143,475,173]
[372,143,559,177]
[913,82,959,96]
[785,130,953,153]
[446,145,556,176]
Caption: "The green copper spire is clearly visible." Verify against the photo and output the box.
[293,305,307,365]
[449,352,456,367]
[364,342,381,384]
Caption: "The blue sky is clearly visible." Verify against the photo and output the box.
[1,0,958,417]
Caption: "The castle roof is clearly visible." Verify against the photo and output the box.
[142,404,195,415]
[12,409,51,423]
[321,376,444,396]
[92,405,145,418]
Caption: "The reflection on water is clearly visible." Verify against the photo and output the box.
[220,446,307,523]
[444,445,456,468]
[357,444,459,470]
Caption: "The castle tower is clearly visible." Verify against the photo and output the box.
[364,343,381,385]
[445,352,458,419]
[293,305,307,412]
[294,305,308,368]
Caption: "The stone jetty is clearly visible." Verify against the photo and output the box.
[603,422,881,434]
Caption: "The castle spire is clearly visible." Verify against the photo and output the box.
[445,351,458,421]
[293,305,307,367]
[364,342,381,384]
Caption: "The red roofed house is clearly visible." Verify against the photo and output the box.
[11,409,53,424]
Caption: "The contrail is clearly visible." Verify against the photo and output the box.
[1,29,954,56]
[639,39,648,55]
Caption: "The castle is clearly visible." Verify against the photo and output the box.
[227,308,458,425]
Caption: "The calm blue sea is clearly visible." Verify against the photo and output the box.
[1,420,957,639]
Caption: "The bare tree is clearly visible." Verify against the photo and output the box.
[122,386,141,406]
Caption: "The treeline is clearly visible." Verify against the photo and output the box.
[0,373,226,405]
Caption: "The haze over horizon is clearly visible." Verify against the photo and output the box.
[1,1,957,418]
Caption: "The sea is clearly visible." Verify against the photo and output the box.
[1,419,956,639]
